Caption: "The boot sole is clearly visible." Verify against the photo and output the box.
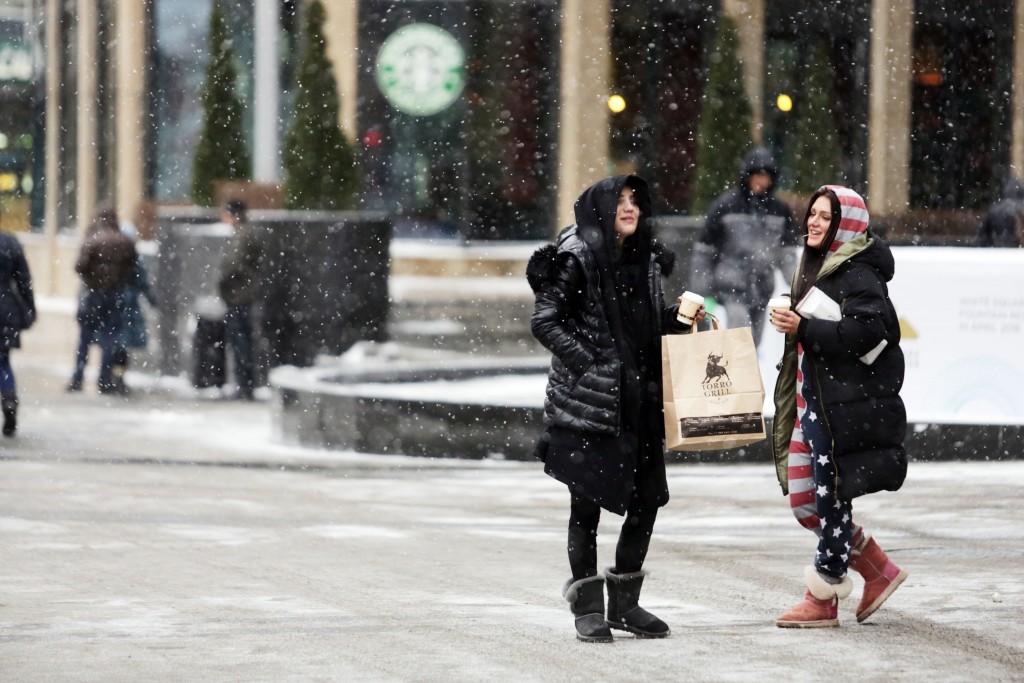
[857,569,908,623]
[576,633,614,643]
[607,621,671,638]
[776,618,839,628]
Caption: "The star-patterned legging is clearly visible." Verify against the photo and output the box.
[787,347,863,580]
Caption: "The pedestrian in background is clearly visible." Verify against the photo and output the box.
[217,199,262,400]
[110,222,158,392]
[527,175,705,643]
[690,147,800,346]
[977,175,1024,248]
[0,228,36,436]
[769,185,908,628]
[67,204,138,395]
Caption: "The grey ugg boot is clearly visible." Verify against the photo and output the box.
[2,395,17,437]
[605,568,671,638]
[562,575,613,643]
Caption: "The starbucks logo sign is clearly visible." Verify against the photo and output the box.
[375,23,465,116]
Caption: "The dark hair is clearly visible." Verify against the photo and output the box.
[223,199,247,221]
[791,188,842,304]
[88,202,119,237]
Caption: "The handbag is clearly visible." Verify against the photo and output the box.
[661,316,766,451]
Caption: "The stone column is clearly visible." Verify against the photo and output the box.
[867,0,913,215]
[323,0,359,142]
[76,0,97,233]
[253,0,280,182]
[115,0,147,226]
[1012,0,1024,177]
[556,0,611,232]
[43,0,61,294]
[722,0,764,142]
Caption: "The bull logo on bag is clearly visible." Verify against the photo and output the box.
[702,352,730,384]
[701,351,733,399]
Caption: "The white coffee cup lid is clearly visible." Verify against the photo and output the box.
[682,291,704,304]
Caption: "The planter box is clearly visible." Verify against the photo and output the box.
[154,207,391,379]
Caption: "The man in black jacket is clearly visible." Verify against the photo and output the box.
[217,200,263,400]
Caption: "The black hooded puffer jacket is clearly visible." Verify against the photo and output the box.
[527,176,680,435]
[772,234,907,499]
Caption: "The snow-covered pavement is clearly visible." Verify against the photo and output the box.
[0,357,1022,681]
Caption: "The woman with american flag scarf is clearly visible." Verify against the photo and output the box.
[769,185,909,628]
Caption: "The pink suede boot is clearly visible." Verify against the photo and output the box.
[776,566,852,628]
[849,534,908,623]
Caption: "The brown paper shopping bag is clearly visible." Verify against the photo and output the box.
[662,319,766,451]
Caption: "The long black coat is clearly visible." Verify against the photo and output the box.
[0,233,35,351]
[772,234,907,499]
[527,175,688,514]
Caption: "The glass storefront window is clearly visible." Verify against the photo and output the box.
[763,0,871,195]
[910,0,1015,209]
[610,1,713,215]
[151,0,285,202]
[358,0,558,240]
[152,0,219,201]
[0,0,35,230]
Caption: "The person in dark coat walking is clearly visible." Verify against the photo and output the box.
[690,147,800,346]
[68,205,138,395]
[527,175,705,643]
[217,200,263,400]
[769,185,908,628]
[977,175,1024,248]
[110,223,157,393]
[0,230,36,436]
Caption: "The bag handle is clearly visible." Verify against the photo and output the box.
[687,313,720,333]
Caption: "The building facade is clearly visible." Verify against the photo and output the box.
[8,0,1024,287]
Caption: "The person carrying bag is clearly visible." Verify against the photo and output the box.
[527,175,706,643]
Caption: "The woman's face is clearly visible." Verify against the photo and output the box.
[614,186,641,243]
[805,195,834,250]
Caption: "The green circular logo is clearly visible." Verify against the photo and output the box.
[375,23,465,116]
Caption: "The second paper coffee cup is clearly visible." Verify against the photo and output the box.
[677,291,705,324]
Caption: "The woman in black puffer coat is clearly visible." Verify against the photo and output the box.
[770,185,908,629]
[527,175,703,643]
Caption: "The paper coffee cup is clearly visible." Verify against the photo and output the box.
[768,295,791,316]
[676,291,705,324]
[768,295,791,328]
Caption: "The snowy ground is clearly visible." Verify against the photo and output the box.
[0,352,1022,681]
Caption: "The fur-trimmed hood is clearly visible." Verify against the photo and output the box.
[526,243,558,293]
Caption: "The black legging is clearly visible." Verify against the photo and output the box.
[568,491,658,580]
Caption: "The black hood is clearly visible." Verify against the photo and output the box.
[738,147,779,192]
[573,174,654,255]
[572,175,655,375]
[852,233,896,283]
